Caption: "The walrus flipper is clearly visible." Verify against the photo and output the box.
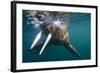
[64,43,80,57]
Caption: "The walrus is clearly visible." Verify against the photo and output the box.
[29,11,80,57]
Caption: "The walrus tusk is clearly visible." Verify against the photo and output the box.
[39,33,52,55]
[30,31,42,49]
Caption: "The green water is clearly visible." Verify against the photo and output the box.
[23,11,91,63]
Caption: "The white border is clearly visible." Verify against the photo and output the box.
[16,3,96,70]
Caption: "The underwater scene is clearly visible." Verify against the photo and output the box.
[22,10,91,63]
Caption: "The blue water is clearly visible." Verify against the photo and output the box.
[22,11,91,63]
